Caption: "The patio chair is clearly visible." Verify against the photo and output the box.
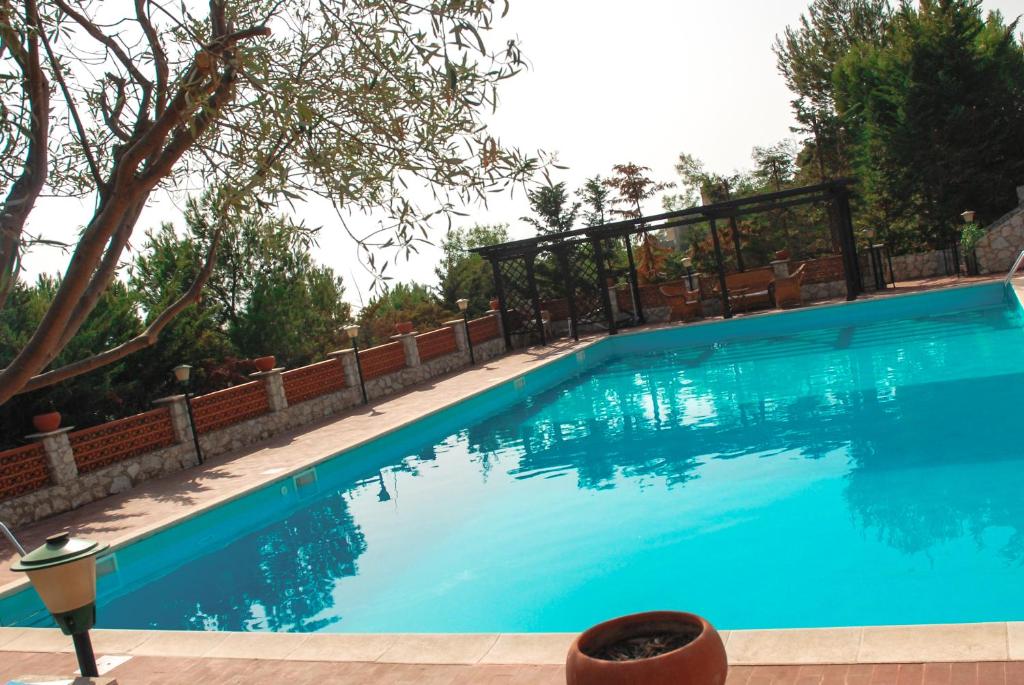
[773,264,807,308]
[658,283,703,322]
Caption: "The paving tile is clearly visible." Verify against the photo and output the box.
[3,628,74,653]
[977,662,1006,685]
[923,663,952,685]
[377,633,500,665]
[728,627,862,665]
[128,629,229,657]
[859,624,1008,664]
[726,665,755,685]
[203,630,310,660]
[89,629,153,655]
[479,633,575,665]
[1007,624,1024,660]
[951,662,979,685]
[0,628,27,650]
[872,664,902,685]
[897,664,924,685]
[1004,662,1024,685]
[287,632,398,662]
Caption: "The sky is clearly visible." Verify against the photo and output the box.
[19,0,1024,309]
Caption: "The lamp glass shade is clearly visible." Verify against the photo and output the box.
[960,210,976,224]
[344,324,360,339]
[172,364,191,383]
[12,532,108,616]
[456,298,469,312]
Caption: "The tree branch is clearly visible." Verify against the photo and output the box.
[136,0,169,115]
[0,0,49,311]
[15,230,221,396]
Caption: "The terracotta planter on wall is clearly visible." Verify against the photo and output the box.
[32,412,61,434]
[566,611,727,685]
[489,298,500,311]
[253,355,276,373]
[394,321,414,335]
[775,249,791,261]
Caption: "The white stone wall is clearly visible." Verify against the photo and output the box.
[0,442,198,528]
[889,249,949,281]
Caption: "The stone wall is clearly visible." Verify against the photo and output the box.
[975,195,1024,274]
[889,248,949,281]
[0,314,507,528]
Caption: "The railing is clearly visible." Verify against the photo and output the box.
[0,444,50,501]
[416,327,458,362]
[282,358,346,404]
[1005,250,1024,284]
[69,408,177,474]
[191,381,271,433]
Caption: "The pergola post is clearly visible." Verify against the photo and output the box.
[709,216,733,319]
[623,234,645,324]
[729,215,745,272]
[489,257,513,350]
[592,237,618,335]
[834,187,861,301]
[525,252,547,345]
[555,247,580,342]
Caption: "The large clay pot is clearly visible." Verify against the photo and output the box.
[253,355,276,373]
[566,611,727,685]
[775,249,791,261]
[394,321,414,335]
[489,298,500,311]
[32,412,61,433]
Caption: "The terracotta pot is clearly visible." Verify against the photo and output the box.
[775,249,791,261]
[489,298,500,311]
[566,611,727,685]
[253,355,276,373]
[394,321,414,335]
[32,412,61,434]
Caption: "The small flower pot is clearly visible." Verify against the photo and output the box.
[566,611,727,685]
[253,355,276,373]
[394,321,414,335]
[32,412,62,434]
[489,298,500,311]
[775,249,791,261]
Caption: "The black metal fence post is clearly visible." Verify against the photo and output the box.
[489,257,513,350]
[556,247,580,342]
[708,216,733,319]
[525,252,546,345]
[592,237,618,335]
[624,234,645,324]
[834,188,861,301]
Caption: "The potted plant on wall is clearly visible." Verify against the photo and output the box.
[566,611,727,685]
[31,399,61,434]
[253,355,276,373]
[394,321,414,335]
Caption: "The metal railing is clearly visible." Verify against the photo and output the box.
[1005,250,1024,284]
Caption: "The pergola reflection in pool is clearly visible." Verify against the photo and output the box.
[471,179,870,348]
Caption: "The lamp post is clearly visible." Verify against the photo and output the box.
[172,364,204,465]
[346,324,368,404]
[960,210,977,276]
[12,531,109,677]
[456,298,475,365]
[682,257,695,291]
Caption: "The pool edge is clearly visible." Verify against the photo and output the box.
[0,622,1019,666]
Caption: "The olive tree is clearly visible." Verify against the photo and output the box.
[0,0,539,404]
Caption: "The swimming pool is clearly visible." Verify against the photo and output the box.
[3,282,1023,633]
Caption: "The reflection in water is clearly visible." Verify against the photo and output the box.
[93,305,1024,631]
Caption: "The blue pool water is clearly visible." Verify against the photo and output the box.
[3,283,1024,632]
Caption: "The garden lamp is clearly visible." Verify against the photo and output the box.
[12,531,109,677]
[961,210,976,224]
[345,324,368,404]
[456,298,475,366]
[171,364,204,465]
[682,257,695,291]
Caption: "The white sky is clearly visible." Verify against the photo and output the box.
[20,0,1024,308]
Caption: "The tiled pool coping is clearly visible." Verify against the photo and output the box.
[1,622,1023,666]
[0,275,1018,671]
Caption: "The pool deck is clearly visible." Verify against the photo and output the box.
[0,273,1020,683]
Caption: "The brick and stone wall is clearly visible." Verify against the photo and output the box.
[0,313,506,528]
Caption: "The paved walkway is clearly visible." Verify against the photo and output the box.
[1,651,1022,685]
